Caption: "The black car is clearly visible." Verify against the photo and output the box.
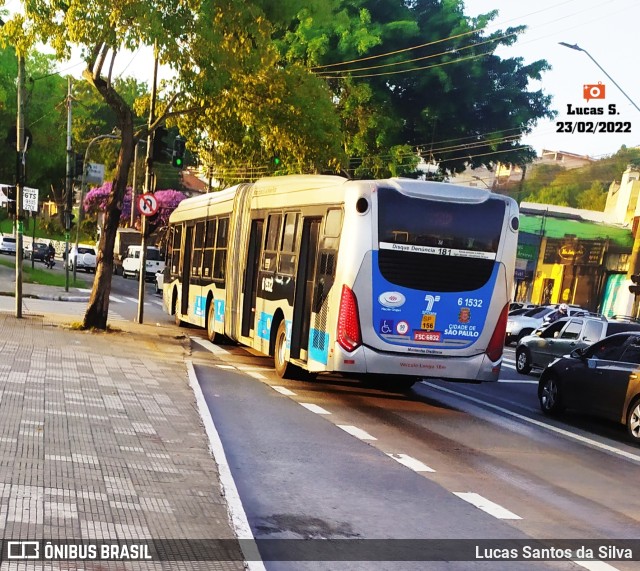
[26,242,49,262]
[538,332,640,444]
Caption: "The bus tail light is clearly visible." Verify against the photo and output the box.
[486,303,509,362]
[337,285,362,352]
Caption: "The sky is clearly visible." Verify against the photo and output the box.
[464,0,640,159]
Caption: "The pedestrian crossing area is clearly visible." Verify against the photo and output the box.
[0,289,165,323]
[75,288,163,307]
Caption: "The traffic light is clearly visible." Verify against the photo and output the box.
[272,155,281,168]
[152,127,169,163]
[6,185,16,217]
[630,274,640,295]
[172,136,186,168]
[74,153,84,179]
[61,210,75,231]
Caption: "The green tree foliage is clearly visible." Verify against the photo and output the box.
[174,3,346,184]
[276,0,555,177]
[521,147,640,210]
[2,1,219,328]
[0,46,67,198]
[577,181,607,211]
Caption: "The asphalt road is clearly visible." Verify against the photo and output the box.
[189,339,640,571]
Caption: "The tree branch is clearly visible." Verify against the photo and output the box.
[107,48,117,87]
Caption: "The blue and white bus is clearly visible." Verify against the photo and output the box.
[163,175,518,386]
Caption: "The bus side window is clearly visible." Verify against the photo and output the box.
[323,208,343,250]
[192,221,206,277]
[202,218,217,279]
[171,225,182,275]
[313,250,336,313]
[278,212,299,275]
[214,217,229,281]
[262,213,281,272]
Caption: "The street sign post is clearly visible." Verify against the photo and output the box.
[22,187,38,212]
[137,193,158,217]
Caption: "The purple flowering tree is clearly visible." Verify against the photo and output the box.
[83,183,185,228]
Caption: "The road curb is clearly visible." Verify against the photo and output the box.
[0,291,89,303]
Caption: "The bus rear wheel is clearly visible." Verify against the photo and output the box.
[274,320,299,379]
[207,302,223,343]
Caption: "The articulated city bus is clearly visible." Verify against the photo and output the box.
[163,175,518,385]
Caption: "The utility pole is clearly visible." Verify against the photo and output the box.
[64,77,73,292]
[130,141,140,227]
[15,53,25,318]
[137,47,159,324]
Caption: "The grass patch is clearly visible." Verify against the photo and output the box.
[0,257,88,288]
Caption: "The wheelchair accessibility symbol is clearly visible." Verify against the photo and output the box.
[379,319,394,334]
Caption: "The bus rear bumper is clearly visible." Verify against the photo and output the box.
[332,344,501,382]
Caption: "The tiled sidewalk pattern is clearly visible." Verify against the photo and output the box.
[0,314,243,570]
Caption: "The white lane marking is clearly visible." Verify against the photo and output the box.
[76,288,92,293]
[191,336,231,355]
[185,361,266,571]
[216,365,236,370]
[109,296,125,303]
[237,366,272,372]
[501,362,516,370]
[338,425,377,441]
[422,381,640,463]
[497,379,538,384]
[246,371,267,380]
[272,386,296,396]
[453,492,521,520]
[574,561,620,571]
[125,296,140,303]
[300,403,331,415]
[386,453,435,472]
[150,299,163,306]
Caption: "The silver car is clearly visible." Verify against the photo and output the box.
[516,315,640,375]
[505,305,587,345]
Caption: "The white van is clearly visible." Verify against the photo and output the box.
[122,245,165,281]
[0,235,17,255]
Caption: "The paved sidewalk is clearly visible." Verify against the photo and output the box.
[0,309,244,569]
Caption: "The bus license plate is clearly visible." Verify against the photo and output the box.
[421,314,435,331]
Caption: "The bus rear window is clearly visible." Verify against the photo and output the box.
[378,187,505,254]
[377,187,506,292]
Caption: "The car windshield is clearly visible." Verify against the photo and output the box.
[147,249,163,261]
[524,307,553,318]
[3,237,16,243]
[78,248,95,255]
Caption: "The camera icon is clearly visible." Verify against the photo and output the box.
[583,82,605,101]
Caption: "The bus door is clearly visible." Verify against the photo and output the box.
[290,218,321,359]
[241,219,263,337]
[181,225,193,315]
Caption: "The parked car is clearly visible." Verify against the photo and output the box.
[0,235,17,255]
[515,315,640,374]
[122,245,165,281]
[538,332,640,443]
[505,305,586,345]
[509,302,538,313]
[66,245,97,272]
[25,242,49,262]
[509,307,537,317]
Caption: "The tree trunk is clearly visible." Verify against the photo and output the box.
[83,77,135,330]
